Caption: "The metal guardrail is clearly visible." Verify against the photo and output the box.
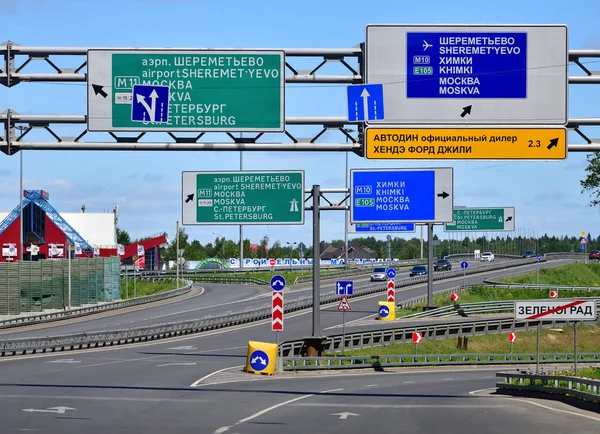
[284,352,600,370]
[483,279,600,292]
[293,267,383,285]
[496,371,600,403]
[185,276,269,285]
[0,256,551,356]
[280,316,600,357]
[401,298,600,319]
[0,280,193,330]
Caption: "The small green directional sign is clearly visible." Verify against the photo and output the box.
[444,207,515,232]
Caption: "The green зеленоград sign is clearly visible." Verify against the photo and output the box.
[185,171,304,225]
[445,208,509,231]
[110,51,284,131]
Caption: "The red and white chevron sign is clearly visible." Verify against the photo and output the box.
[387,279,395,303]
[412,332,423,343]
[509,332,517,343]
[272,291,284,331]
[549,290,559,298]
[450,293,460,302]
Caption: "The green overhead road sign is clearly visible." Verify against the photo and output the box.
[87,49,285,132]
[182,171,305,225]
[444,207,515,232]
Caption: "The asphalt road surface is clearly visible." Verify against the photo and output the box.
[1,368,598,433]
[0,258,560,340]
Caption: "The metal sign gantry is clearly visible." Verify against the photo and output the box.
[1,41,600,154]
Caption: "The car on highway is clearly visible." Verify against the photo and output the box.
[522,250,536,258]
[409,265,428,277]
[370,266,388,281]
[433,259,452,271]
[480,252,495,262]
[589,250,600,261]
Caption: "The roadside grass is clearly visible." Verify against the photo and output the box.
[331,324,600,357]
[500,262,600,287]
[396,285,600,317]
[120,279,178,299]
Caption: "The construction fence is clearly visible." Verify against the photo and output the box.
[0,256,121,315]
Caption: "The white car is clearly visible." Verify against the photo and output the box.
[480,252,495,262]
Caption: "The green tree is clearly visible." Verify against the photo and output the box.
[257,235,269,257]
[581,153,600,206]
[116,227,131,245]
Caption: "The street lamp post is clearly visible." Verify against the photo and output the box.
[286,241,297,271]
[212,231,225,261]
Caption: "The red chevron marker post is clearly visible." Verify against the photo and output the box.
[387,279,395,303]
[272,291,284,331]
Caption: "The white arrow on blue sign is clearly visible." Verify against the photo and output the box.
[461,261,468,269]
[386,268,397,279]
[379,305,390,317]
[249,349,269,372]
[537,254,542,262]
[270,275,286,291]
[335,281,353,295]
[346,84,385,122]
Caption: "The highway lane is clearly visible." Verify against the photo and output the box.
[0,259,505,339]
[0,259,576,394]
[1,367,599,433]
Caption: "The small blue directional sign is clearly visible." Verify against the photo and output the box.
[249,349,269,372]
[347,84,384,122]
[270,275,286,292]
[132,85,170,123]
[386,268,397,279]
[581,243,586,250]
[379,305,390,318]
[406,32,527,99]
[461,261,468,270]
[336,280,354,296]
[350,168,454,224]
[354,223,416,233]
[537,254,542,262]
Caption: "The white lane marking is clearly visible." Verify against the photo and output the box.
[156,362,197,367]
[293,403,512,409]
[0,394,209,403]
[190,365,245,387]
[402,381,415,384]
[45,359,80,364]
[470,388,600,422]
[442,378,454,381]
[149,291,270,320]
[168,346,197,350]
[213,388,344,433]
[365,384,378,387]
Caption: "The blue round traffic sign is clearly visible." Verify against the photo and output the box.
[386,268,397,279]
[379,305,390,318]
[270,275,286,291]
[537,254,541,262]
[249,349,269,372]
[461,261,468,270]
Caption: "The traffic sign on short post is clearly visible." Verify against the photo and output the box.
[387,279,395,303]
[347,84,385,122]
[87,49,285,132]
[350,168,454,224]
[515,299,597,374]
[337,296,352,354]
[509,331,516,354]
[270,275,285,371]
[445,207,516,232]
[450,293,460,302]
[549,291,558,298]
[461,261,468,288]
[181,171,304,225]
[378,301,395,321]
[336,281,354,296]
[412,331,423,355]
[364,24,568,126]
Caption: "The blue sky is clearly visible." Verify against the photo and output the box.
[1,0,600,248]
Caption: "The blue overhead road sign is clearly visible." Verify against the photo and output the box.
[406,32,527,99]
[270,275,286,291]
[335,281,354,296]
[350,168,454,224]
[347,84,384,122]
[132,85,169,123]
[386,268,397,279]
[248,349,269,372]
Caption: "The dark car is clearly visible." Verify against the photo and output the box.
[590,250,600,261]
[409,265,428,277]
[433,259,452,271]
[522,250,536,258]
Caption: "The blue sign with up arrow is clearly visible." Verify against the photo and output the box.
[347,84,384,122]
[249,349,269,372]
[335,280,353,295]
[379,305,390,318]
[132,84,170,123]
[270,275,286,292]
[461,261,468,269]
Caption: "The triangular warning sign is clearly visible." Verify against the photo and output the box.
[337,296,352,311]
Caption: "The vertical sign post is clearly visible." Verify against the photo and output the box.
[270,275,286,371]
[537,254,541,284]
[461,261,468,288]
[386,268,397,303]
[574,322,579,375]
[335,281,354,354]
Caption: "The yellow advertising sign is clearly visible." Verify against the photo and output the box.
[365,127,567,160]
